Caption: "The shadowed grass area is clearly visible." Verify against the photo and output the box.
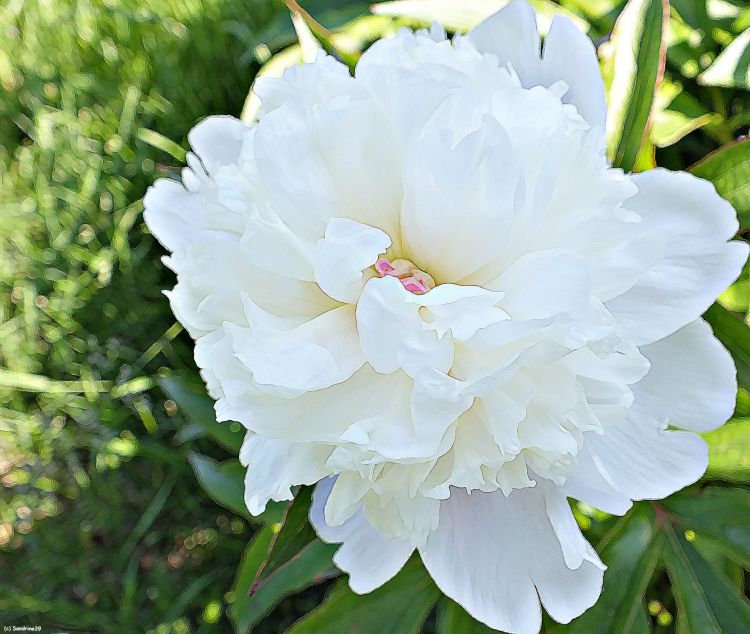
[0,0,286,630]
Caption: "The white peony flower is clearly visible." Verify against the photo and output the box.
[144,2,747,631]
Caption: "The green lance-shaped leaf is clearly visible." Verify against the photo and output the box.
[662,522,750,633]
[284,0,361,71]
[287,557,440,634]
[159,373,243,453]
[650,79,719,148]
[662,486,750,568]
[188,452,286,524]
[188,453,250,518]
[698,28,750,89]
[604,0,668,172]
[228,525,339,634]
[567,504,660,633]
[435,597,496,634]
[252,486,337,590]
[691,138,750,230]
[703,303,750,392]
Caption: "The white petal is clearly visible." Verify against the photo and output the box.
[231,305,365,392]
[419,485,603,633]
[254,98,402,243]
[490,249,591,320]
[144,178,242,253]
[632,319,736,432]
[238,365,407,443]
[167,239,337,333]
[240,433,332,515]
[540,480,601,570]
[586,417,708,501]
[314,217,392,303]
[416,284,508,341]
[400,120,522,284]
[254,53,353,115]
[607,169,748,344]
[310,478,414,593]
[561,445,633,515]
[467,0,541,85]
[187,115,249,173]
[356,277,453,377]
[540,17,607,131]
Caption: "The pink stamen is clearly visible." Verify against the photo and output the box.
[375,256,435,295]
[401,276,430,294]
[375,257,397,276]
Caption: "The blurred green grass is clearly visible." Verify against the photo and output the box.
[0,0,297,631]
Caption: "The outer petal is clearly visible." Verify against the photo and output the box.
[468,4,606,130]
[187,115,249,173]
[586,418,708,501]
[419,485,604,633]
[240,433,332,515]
[314,217,391,303]
[540,16,607,131]
[254,52,353,116]
[144,117,250,253]
[632,319,736,432]
[467,0,541,86]
[561,445,633,515]
[310,478,414,593]
[606,169,748,344]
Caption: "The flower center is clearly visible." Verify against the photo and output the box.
[375,257,435,294]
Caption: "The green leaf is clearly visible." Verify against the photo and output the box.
[188,453,250,518]
[284,0,361,71]
[650,80,719,148]
[691,138,750,228]
[662,523,750,634]
[604,0,668,171]
[229,526,339,634]
[567,505,659,633]
[253,487,335,589]
[703,304,750,392]
[436,597,495,633]
[662,486,750,568]
[698,28,750,89]
[158,373,243,453]
[287,558,440,634]
[702,420,750,484]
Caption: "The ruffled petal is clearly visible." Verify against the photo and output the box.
[240,433,332,515]
[230,305,365,393]
[356,276,453,377]
[314,217,391,303]
[310,478,414,593]
[187,115,249,173]
[416,284,507,341]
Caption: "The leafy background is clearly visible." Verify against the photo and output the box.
[1,0,749,632]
